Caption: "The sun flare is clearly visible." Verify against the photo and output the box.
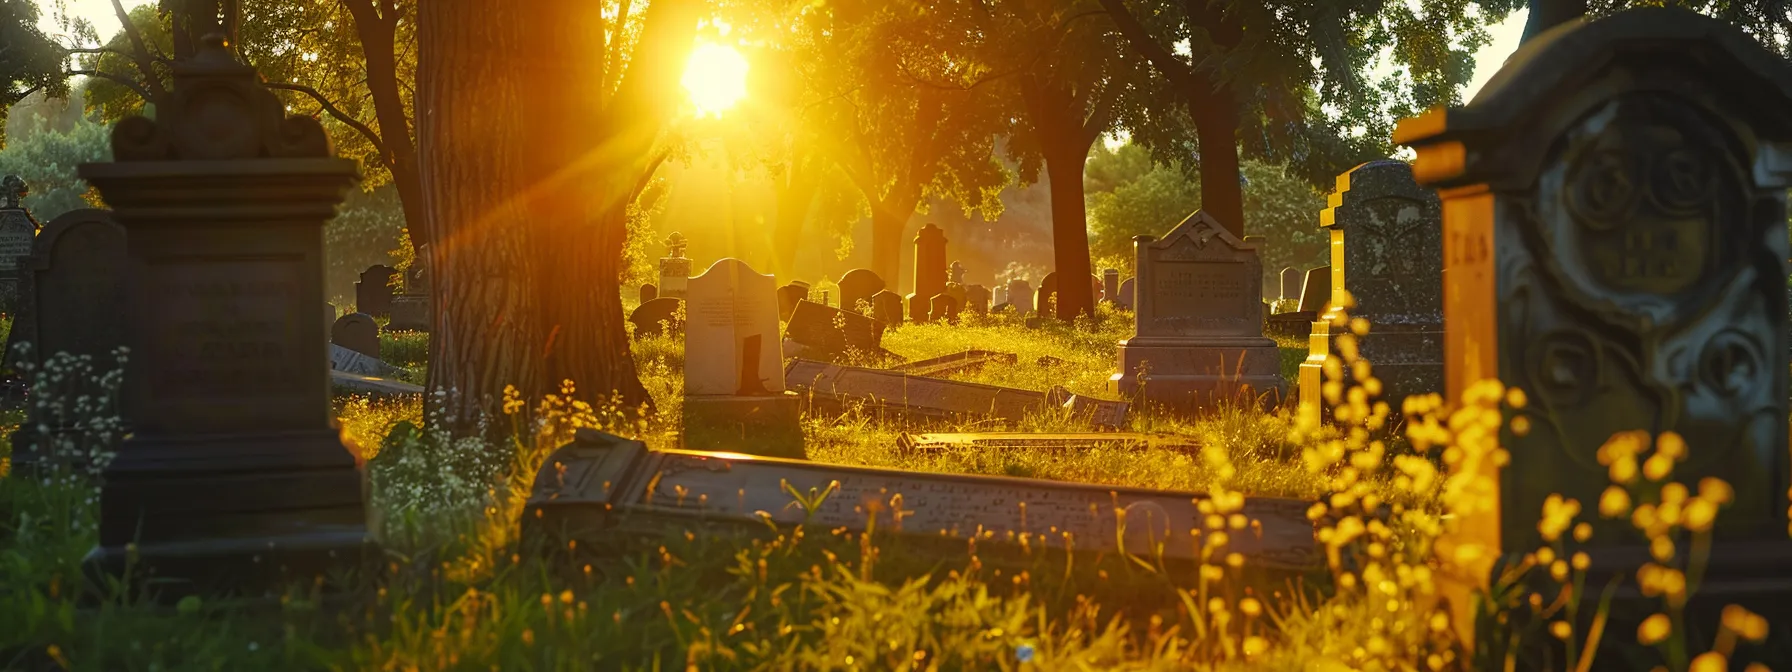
[681,42,749,118]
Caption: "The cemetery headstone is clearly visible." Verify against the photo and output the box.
[1278,267,1303,307]
[1297,160,1443,425]
[1116,278,1136,310]
[0,176,40,312]
[388,295,429,331]
[776,281,810,322]
[993,285,1008,306]
[1091,273,1104,303]
[658,232,691,299]
[784,299,886,357]
[870,289,904,325]
[837,268,884,315]
[639,283,658,303]
[890,350,1017,377]
[1101,269,1120,304]
[1296,266,1330,313]
[906,224,948,321]
[1393,5,1792,640]
[525,429,1322,571]
[787,359,1128,428]
[77,35,372,597]
[2,209,128,470]
[628,297,684,339]
[965,284,991,314]
[928,293,961,324]
[682,259,803,458]
[1008,278,1034,315]
[1109,211,1285,413]
[949,260,967,285]
[355,264,396,317]
[1036,272,1058,316]
[331,313,381,358]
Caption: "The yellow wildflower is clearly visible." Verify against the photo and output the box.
[1637,613,1672,645]
[1689,652,1727,672]
[1574,522,1593,542]
[1684,498,1717,533]
[1722,605,1770,643]
[1654,432,1686,460]
[1538,495,1581,542]
[1700,478,1734,505]
[1643,454,1676,482]
[1550,620,1573,640]
[1600,487,1632,518]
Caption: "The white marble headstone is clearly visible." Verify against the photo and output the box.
[684,258,784,396]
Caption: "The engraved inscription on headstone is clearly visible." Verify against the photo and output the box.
[148,260,311,431]
[685,258,784,396]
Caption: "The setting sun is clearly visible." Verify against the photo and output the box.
[681,42,749,118]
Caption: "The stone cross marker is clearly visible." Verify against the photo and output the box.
[837,268,884,315]
[331,313,381,358]
[1111,211,1284,412]
[1299,160,1443,423]
[907,224,948,321]
[77,34,371,597]
[355,264,396,317]
[2,209,128,469]
[1395,5,1792,639]
[659,232,692,299]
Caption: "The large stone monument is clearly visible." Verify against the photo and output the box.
[1298,160,1443,423]
[682,258,804,459]
[1395,6,1792,641]
[906,224,947,322]
[355,264,396,317]
[1109,211,1285,413]
[0,176,40,312]
[76,33,372,597]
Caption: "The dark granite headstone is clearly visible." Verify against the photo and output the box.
[77,35,373,598]
[870,289,904,325]
[628,297,684,339]
[776,281,810,321]
[928,293,961,323]
[785,300,885,355]
[837,268,884,315]
[1007,278,1034,315]
[1395,5,1792,637]
[355,264,396,317]
[906,224,947,321]
[0,176,40,312]
[1036,271,1058,316]
[639,283,658,303]
[1296,266,1330,313]
[965,284,991,314]
[1101,269,1120,304]
[1116,278,1136,311]
[388,295,430,331]
[331,313,381,358]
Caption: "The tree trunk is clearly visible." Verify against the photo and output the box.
[1190,83,1245,238]
[1522,0,1589,42]
[350,0,429,248]
[771,152,819,278]
[418,0,666,433]
[1043,142,1095,321]
[869,204,908,291]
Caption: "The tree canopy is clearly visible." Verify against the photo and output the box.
[1,0,70,143]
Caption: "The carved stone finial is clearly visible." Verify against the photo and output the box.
[1,176,25,209]
[110,27,330,161]
[664,232,688,258]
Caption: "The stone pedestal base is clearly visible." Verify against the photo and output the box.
[682,393,806,459]
[1109,336,1287,414]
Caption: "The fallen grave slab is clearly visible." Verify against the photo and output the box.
[525,429,1321,571]
[896,432,1198,455]
[785,359,1127,428]
[330,370,423,397]
[888,350,1017,377]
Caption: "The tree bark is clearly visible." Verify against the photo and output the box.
[346,0,429,248]
[418,0,687,433]
[1190,85,1245,238]
[1043,142,1096,321]
[869,202,910,290]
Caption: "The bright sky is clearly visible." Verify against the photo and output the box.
[34,0,152,43]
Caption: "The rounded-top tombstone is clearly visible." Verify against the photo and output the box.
[836,268,884,315]
[76,33,371,598]
[331,312,381,358]
[1394,6,1792,640]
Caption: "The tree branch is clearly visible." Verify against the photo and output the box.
[1098,0,1196,88]
[110,0,167,101]
[69,69,152,99]
[263,81,388,157]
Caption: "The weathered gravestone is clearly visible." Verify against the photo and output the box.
[330,312,381,358]
[1109,211,1285,413]
[524,429,1322,570]
[907,224,948,322]
[1008,278,1034,315]
[355,264,396,317]
[77,34,373,597]
[1394,6,1792,640]
[639,283,658,303]
[1101,269,1120,305]
[1278,267,1303,309]
[870,289,904,325]
[1297,160,1443,424]
[889,350,1017,377]
[0,176,40,312]
[788,359,1128,428]
[776,281,810,321]
[659,232,691,300]
[628,297,684,339]
[1296,266,1330,313]
[683,259,803,458]
[784,299,885,357]
[837,268,884,315]
[1035,272,1058,316]
[2,209,128,470]
[388,295,429,331]
[992,284,1008,307]
[1116,278,1135,310]
[927,293,961,323]
[965,284,991,315]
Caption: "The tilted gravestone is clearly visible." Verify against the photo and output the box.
[628,297,684,339]
[682,259,802,458]
[0,176,40,312]
[331,313,381,358]
[77,35,373,597]
[1298,160,1443,424]
[784,299,885,356]
[870,289,904,325]
[3,209,128,469]
[776,281,810,322]
[1395,5,1792,640]
[1296,266,1330,313]
[836,268,884,315]
[355,264,396,317]
[524,429,1322,572]
[906,224,948,322]
[1109,211,1284,413]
